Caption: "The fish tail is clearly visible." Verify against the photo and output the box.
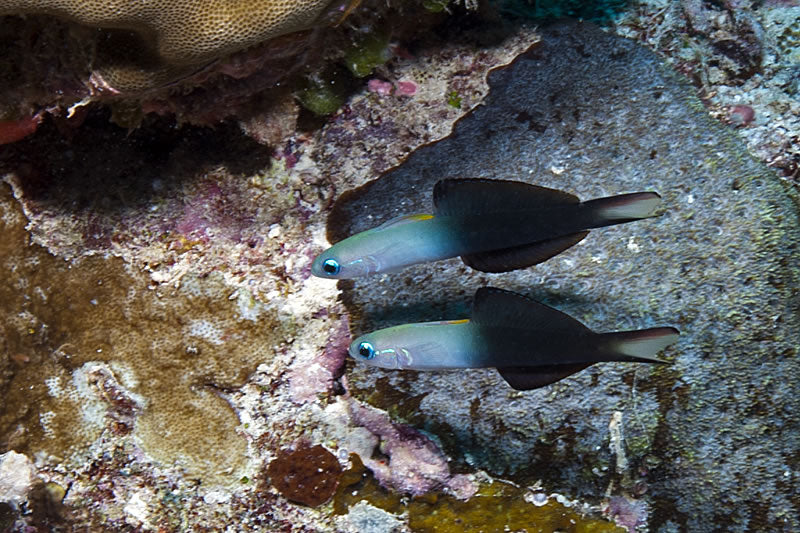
[599,327,679,363]
[584,192,662,225]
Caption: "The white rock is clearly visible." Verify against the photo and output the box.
[0,451,37,507]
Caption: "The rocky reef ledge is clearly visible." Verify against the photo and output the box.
[1,4,799,532]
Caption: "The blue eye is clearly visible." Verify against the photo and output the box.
[358,342,375,360]
[322,258,341,275]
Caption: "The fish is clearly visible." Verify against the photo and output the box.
[312,178,662,279]
[348,288,679,390]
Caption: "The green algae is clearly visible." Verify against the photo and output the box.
[422,0,450,13]
[334,455,624,532]
[344,32,392,78]
[296,69,353,116]
[446,90,462,109]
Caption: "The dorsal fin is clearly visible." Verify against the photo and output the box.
[496,364,592,390]
[433,178,579,217]
[471,287,591,333]
[374,213,434,231]
[461,231,588,272]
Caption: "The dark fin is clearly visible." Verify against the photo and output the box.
[471,287,591,333]
[497,364,592,390]
[598,327,679,363]
[433,178,578,217]
[461,231,589,272]
[581,192,662,227]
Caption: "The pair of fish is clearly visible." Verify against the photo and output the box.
[312,178,679,390]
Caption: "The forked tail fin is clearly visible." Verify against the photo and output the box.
[600,327,680,363]
[584,192,662,226]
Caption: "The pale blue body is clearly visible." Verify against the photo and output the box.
[312,215,462,278]
[349,320,493,369]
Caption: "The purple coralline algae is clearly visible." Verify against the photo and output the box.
[348,400,476,498]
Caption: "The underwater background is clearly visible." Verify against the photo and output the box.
[1,1,799,531]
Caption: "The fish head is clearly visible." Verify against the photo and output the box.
[311,232,384,279]
[348,329,413,369]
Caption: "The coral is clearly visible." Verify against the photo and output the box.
[0,0,355,92]
[266,444,343,506]
[0,183,291,484]
[605,495,648,532]
[335,500,405,533]
[288,307,350,403]
[615,1,800,180]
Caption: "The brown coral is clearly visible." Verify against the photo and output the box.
[0,0,356,91]
[266,444,343,506]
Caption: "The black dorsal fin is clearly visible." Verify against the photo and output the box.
[461,231,589,272]
[496,364,592,390]
[471,287,591,333]
[433,178,579,217]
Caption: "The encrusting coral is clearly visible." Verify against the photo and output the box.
[0,0,358,91]
[265,444,343,506]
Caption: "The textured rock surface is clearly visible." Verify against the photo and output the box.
[336,22,800,532]
[0,451,37,507]
[1,4,798,531]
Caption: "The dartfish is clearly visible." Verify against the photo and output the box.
[348,288,679,390]
[312,178,662,278]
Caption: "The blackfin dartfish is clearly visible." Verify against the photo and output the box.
[348,288,679,390]
[312,178,662,279]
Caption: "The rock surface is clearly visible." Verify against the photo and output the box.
[337,21,800,532]
[0,6,798,532]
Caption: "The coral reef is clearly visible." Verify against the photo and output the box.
[0,182,285,484]
[615,0,800,181]
[332,454,626,533]
[0,451,37,508]
[1,3,798,531]
[348,400,476,497]
[0,1,456,138]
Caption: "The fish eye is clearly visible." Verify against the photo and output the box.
[358,342,375,360]
[322,258,341,275]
